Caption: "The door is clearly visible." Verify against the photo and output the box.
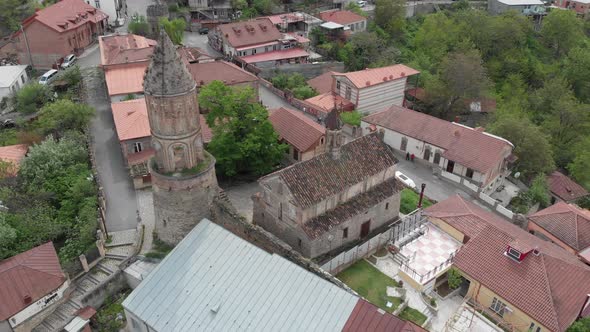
[423,147,431,161]
[400,137,408,151]
[433,152,441,165]
[446,160,455,173]
[360,221,371,238]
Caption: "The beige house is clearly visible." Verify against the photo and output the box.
[253,111,404,259]
[268,107,326,162]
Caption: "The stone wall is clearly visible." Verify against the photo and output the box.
[152,152,218,245]
[258,62,345,80]
[79,271,128,309]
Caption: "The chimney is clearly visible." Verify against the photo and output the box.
[23,295,32,305]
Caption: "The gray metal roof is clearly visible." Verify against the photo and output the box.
[123,219,358,332]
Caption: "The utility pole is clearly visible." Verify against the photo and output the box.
[21,24,34,68]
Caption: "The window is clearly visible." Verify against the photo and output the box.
[466,168,474,179]
[528,323,541,332]
[385,202,390,210]
[298,238,302,247]
[293,149,299,160]
[400,137,408,151]
[94,0,100,8]
[343,227,348,238]
[21,75,25,84]
[252,49,256,55]
[345,86,351,100]
[336,80,341,92]
[320,137,325,144]
[490,297,507,317]
[265,46,269,52]
[507,247,521,261]
[131,318,139,329]
[133,142,143,153]
[278,203,282,220]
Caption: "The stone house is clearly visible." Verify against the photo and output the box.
[361,105,515,194]
[546,170,589,204]
[318,10,367,34]
[253,111,404,259]
[268,107,326,162]
[11,0,108,68]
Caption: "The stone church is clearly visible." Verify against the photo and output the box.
[253,110,405,259]
[144,31,218,246]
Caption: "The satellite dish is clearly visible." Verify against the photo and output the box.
[514,172,521,179]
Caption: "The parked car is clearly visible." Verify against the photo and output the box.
[38,69,59,85]
[60,54,77,69]
[357,0,367,6]
[199,27,209,35]
[395,171,416,190]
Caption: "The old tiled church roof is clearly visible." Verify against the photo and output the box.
[143,31,195,96]
[303,178,404,239]
[272,133,397,208]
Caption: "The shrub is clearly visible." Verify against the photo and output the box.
[292,85,318,99]
[60,65,82,88]
[340,111,362,126]
[447,268,462,289]
[128,15,150,36]
[430,298,437,307]
[15,83,52,114]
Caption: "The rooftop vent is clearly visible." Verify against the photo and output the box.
[533,247,540,256]
[23,295,32,305]
[389,75,393,80]
[382,76,387,81]
[400,72,406,77]
[365,81,370,86]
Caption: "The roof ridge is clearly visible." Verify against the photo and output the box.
[535,254,562,331]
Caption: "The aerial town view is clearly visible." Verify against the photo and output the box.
[1,0,590,330]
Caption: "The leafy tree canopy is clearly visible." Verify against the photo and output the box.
[160,18,186,45]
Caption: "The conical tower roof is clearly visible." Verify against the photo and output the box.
[325,104,342,131]
[143,31,195,96]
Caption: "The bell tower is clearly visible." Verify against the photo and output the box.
[145,31,218,246]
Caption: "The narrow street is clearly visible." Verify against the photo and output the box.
[84,68,139,231]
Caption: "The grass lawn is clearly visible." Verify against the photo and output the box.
[400,188,433,214]
[399,307,428,326]
[336,259,402,312]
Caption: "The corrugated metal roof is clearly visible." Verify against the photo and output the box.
[123,219,359,331]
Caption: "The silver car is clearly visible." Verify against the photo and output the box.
[61,54,77,69]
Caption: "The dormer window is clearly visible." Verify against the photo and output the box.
[506,247,521,261]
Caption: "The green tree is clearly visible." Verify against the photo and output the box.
[447,268,462,289]
[341,31,398,71]
[60,65,82,88]
[291,86,317,99]
[567,317,590,332]
[128,15,150,36]
[0,159,17,179]
[345,2,365,16]
[563,47,590,102]
[541,10,584,57]
[0,0,35,32]
[36,99,95,136]
[528,174,550,208]
[374,0,406,40]
[160,18,187,45]
[231,0,247,9]
[253,0,273,15]
[340,111,362,126]
[568,136,590,190]
[413,13,463,68]
[199,81,287,177]
[15,83,52,115]
[0,214,17,259]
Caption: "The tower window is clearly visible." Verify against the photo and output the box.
[385,202,389,210]
[343,227,348,238]
[298,238,302,247]
[133,142,143,153]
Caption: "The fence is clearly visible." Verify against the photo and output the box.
[258,78,327,118]
[320,210,425,274]
[398,250,457,286]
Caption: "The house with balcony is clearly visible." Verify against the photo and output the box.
[318,10,367,34]
[361,105,515,194]
[11,0,108,68]
[304,64,420,115]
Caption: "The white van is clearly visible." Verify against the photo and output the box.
[39,69,58,85]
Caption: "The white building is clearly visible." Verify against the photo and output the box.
[488,0,546,15]
[362,105,515,194]
[0,65,29,101]
[85,0,126,26]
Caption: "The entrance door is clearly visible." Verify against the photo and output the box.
[433,152,441,165]
[360,221,371,238]
[423,147,431,161]
[446,160,455,173]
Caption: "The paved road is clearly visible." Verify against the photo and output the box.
[84,68,139,232]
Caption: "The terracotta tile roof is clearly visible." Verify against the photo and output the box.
[268,107,325,152]
[188,61,257,87]
[363,106,513,174]
[265,133,397,208]
[0,144,28,175]
[104,62,148,96]
[111,98,212,143]
[238,48,309,64]
[529,202,590,251]
[319,10,366,25]
[425,195,590,332]
[307,71,339,94]
[265,13,305,25]
[304,92,354,113]
[343,299,427,332]
[217,18,282,48]
[303,177,404,239]
[25,0,107,32]
[98,34,156,66]
[334,64,419,89]
[177,47,215,64]
[547,171,589,202]
[0,242,66,320]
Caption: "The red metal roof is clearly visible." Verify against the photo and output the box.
[188,61,257,86]
[268,107,325,152]
[217,18,283,48]
[529,202,590,252]
[104,62,148,96]
[265,13,306,25]
[362,105,513,174]
[26,0,108,32]
[99,34,156,66]
[547,171,589,202]
[334,64,419,89]
[425,195,590,332]
[319,10,367,25]
[304,92,354,113]
[0,242,66,320]
[343,300,427,332]
[307,71,340,94]
[239,48,309,64]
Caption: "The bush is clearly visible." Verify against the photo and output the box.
[60,65,82,88]
[129,15,150,36]
[447,268,462,289]
[271,73,318,99]
[430,298,437,307]
[568,317,590,332]
[15,83,52,114]
[292,85,318,99]
[340,111,362,126]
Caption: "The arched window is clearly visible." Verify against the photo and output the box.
[172,144,187,171]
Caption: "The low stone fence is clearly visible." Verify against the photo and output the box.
[258,78,327,117]
[258,62,345,80]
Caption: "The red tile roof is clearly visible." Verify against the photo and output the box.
[0,144,28,176]
[265,13,306,25]
[363,106,513,174]
[343,299,428,332]
[238,48,309,64]
[307,71,339,94]
[334,64,419,89]
[111,98,212,143]
[104,62,148,96]
[0,242,66,320]
[99,34,156,66]
[547,171,589,202]
[269,107,325,152]
[178,47,215,64]
[217,18,282,48]
[188,61,258,87]
[319,10,366,25]
[304,92,354,113]
[529,202,590,252]
[263,133,397,208]
[24,0,107,32]
[425,195,590,332]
